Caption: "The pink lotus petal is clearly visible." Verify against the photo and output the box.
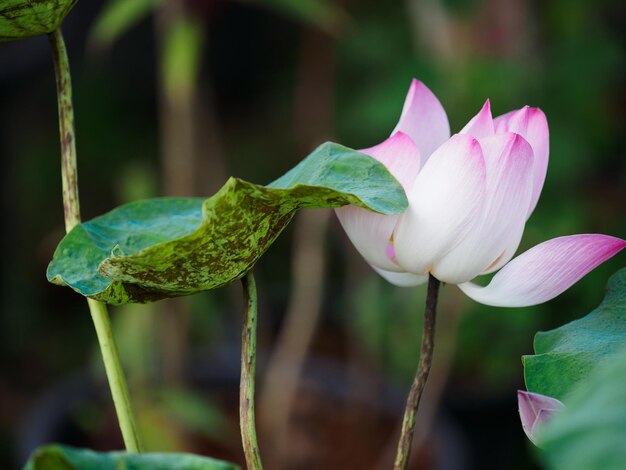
[518,390,565,446]
[360,131,421,191]
[458,235,626,307]
[393,134,486,275]
[386,242,396,262]
[391,79,451,164]
[495,106,549,218]
[433,133,534,283]
[460,99,495,139]
[335,133,420,272]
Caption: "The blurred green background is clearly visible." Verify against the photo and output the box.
[0,0,624,468]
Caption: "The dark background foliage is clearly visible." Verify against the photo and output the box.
[0,0,624,468]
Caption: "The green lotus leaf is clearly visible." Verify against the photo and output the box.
[23,444,238,470]
[538,348,626,470]
[47,142,407,304]
[0,0,77,41]
[523,267,626,400]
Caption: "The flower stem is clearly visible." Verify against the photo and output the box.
[49,28,143,453]
[393,274,440,470]
[240,272,263,469]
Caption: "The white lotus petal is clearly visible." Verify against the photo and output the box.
[372,266,428,287]
[481,228,523,275]
[335,133,420,271]
[393,134,486,275]
[433,133,534,283]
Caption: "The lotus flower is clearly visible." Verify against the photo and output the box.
[518,390,565,445]
[336,79,625,306]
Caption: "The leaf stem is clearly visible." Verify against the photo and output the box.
[49,28,143,452]
[240,272,263,469]
[87,299,144,452]
[49,28,80,233]
[393,274,440,469]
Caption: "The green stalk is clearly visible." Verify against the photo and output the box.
[49,28,143,453]
[87,299,144,451]
[240,272,263,469]
[49,28,80,233]
[393,274,440,469]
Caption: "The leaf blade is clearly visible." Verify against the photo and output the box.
[23,444,239,470]
[47,142,407,304]
[523,268,626,400]
[0,0,77,41]
[538,347,626,470]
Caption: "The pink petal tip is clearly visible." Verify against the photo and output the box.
[518,390,565,446]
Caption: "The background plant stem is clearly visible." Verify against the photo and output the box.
[49,28,143,453]
[258,26,336,467]
[393,274,440,469]
[240,272,263,469]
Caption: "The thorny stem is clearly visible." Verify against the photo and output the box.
[240,272,263,469]
[393,274,441,469]
[49,29,143,453]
